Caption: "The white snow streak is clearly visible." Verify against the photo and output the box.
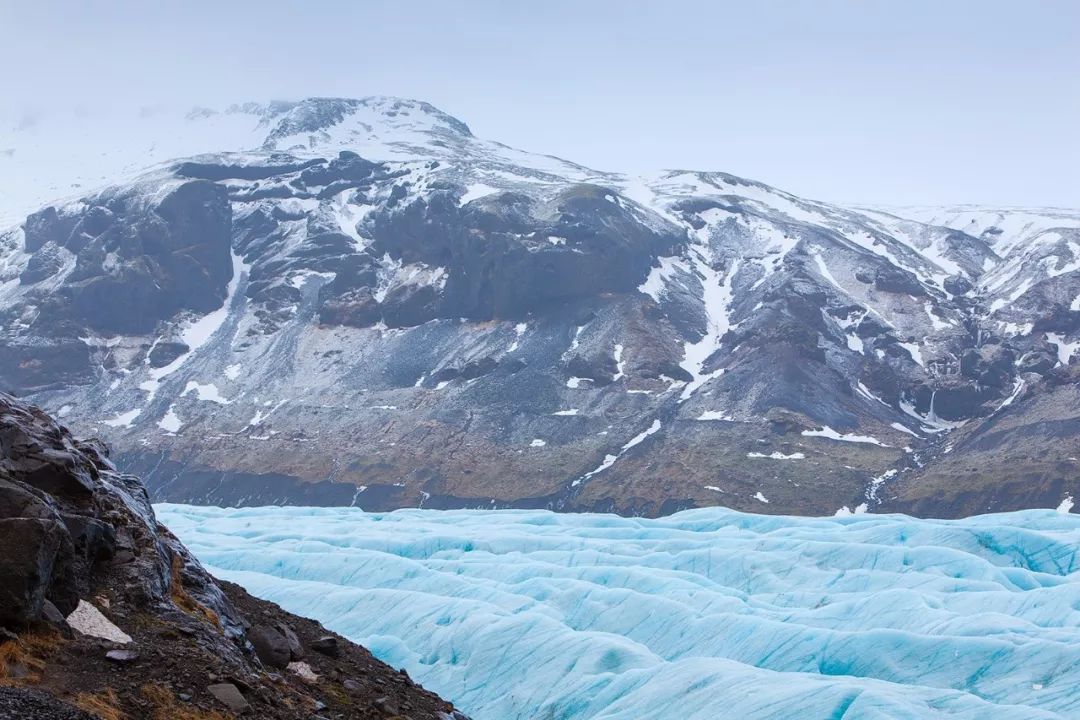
[802,426,888,446]
[574,419,661,486]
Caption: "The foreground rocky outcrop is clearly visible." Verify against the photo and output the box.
[0,392,466,719]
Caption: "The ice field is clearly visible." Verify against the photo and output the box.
[156,505,1080,719]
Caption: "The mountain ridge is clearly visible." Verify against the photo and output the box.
[2,96,1078,517]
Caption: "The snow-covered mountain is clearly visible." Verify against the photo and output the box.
[2,97,1078,516]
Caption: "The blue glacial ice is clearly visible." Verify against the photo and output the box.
[155,505,1080,719]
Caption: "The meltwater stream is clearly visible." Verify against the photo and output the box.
[156,505,1080,719]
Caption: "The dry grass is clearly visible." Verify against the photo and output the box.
[72,687,126,720]
[0,626,63,684]
[170,553,222,629]
[140,682,234,720]
[322,682,352,707]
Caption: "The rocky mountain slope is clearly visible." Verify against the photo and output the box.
[0,392,465,718]
[1,97,1078,517]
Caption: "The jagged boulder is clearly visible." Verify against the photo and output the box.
[0,393,241,634]
[943,275,972,295]
[22,206,80,253]
[318,286,381,328]
[382,282,439,328]
[19,242,69,284]
[566,353,618,386]
[1018,350,1056,375]
[873,265,926,296]
[0,518,67,625]
[960,343,1015,390]
[249,624,292,668]
[147,341,190,368]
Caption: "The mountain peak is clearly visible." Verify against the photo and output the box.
[250,96,473,151]
[0,96,474,225]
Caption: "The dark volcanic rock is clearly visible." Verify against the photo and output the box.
[0,393,464,719]
[873,265,926,295]
[20,241,69,284]
[147,341,190,368]
[250,623,292,668]
[176,158,324,182]
[32,182,233,336]
[207,682,250,712]
[0,518,66,625]
[276,621,304,660]
[39,599,72,637]
[460,356,497,380]
[22,206,79,253]
[943,274,972,295]
[1018,350,1055,374]
[318,286,381,327]
[566,353,617,385]
[382,282,439,328]
[0,687,94,720]
[0,393,234,627]
[960,343,1015,390]
[311,635,339,657]
[0,339,93,395]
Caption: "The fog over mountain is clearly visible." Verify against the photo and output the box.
[3,0,1077,207]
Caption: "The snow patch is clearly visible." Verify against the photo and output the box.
[612,343,626,381]
[898,342,925,367]
[182,251,248,350]
[183,381,230,404]
[287,269,336,289]
[747,451,805,460]
[1046,333,1080,366]
[995,379,1025,413]
[924,302,951,331]
[802,426,887,446]
[637,256,686,303]
[508,322,527,353]
[574,419,661,486]
[103,409,141,428]
[458,183,499,205]
[696,410,734,421]
[890,422,920,438]
[679,258,740,401]
[158,405,182,434]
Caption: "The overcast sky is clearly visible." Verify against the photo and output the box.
[1,0,1077,206]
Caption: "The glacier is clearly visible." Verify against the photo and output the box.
[155,505,1080,719]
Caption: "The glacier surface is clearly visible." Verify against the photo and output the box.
[155,505,1080,719]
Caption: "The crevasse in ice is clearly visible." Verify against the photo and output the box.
[156,505,1080,720]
